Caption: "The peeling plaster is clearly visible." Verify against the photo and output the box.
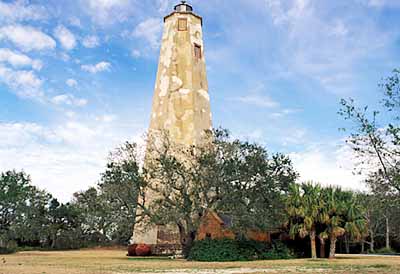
[179,88,190,95]
[159,76,169,97]
[171,75,183,91]
[149,12,212,151]
[198,89,210,101]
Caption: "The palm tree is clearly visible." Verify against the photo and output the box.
[317,229,329,258]
[286,182,323,259]
[320,187,366,259]
[342,193,367,255]
[320,187,345,259]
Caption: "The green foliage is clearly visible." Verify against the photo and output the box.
[0,246,17,254]
[0,142,146,250]
[145,129,297,257]
[47,199,83,249]
[286,183,367,258]
[0,170,54,250]
[339,69,400,252]
[213,129,298,232]
[73,141,145,245]
[188,239,294,262]
[374,247,397,254]
[286,182,323,258]
[99,142,145,244]
[260,241,294,260]
[0,237,17,254]
[0,130,297,254]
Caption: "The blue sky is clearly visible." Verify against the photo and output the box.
[0,0,399,201]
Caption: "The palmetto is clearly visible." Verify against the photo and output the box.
[286,182,323,259]
[286,183,366,259]
[319,187,366,259]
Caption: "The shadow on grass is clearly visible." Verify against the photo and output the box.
[369,264,391,268]
[333,257,368,260]
[127,257,174,261]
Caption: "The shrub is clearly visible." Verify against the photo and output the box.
[135,244,151,256]
[188,238,244,261]
[0,246,16,254]
[260,241,294,260]
[188,238,294,262]
[375,247,397,254]
[0,240,17,254]
[127,244,137,256]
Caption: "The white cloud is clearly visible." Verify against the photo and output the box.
[0,48,42,70]
[69,17,82,28]
[65,111,76,118]
[54,25,77,51]
[82,35,100,48]
[263,0,392,94]
[0,25,56,52]
[66,78,78,87]
[84,0,134,26]
[363,0,400,7]
[157,0,171,14]
[132,17,162,49]
[367,0,384,7]
[0,65,43,98]
[290,142,366,191]
[232,83,279,108]
[366,0,400,7]
[0,123,60,147]
[235,94,279,108]
[0,120,143,201]
[51,94,88,107]
[81,61,111,73]
[330,20,349,37]
[131,49,141,58]
[0,1,48,22]
[265,0,310,26]
[96,114,117,123]
[59,52,71,62]
[271,108,302,118]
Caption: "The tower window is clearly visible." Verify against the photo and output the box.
[194,44,202,59]
[178,18,187,31]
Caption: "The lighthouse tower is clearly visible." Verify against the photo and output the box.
[148,1,211,145]
[132,1,212,254]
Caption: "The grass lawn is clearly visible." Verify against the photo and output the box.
[0,248,400,274]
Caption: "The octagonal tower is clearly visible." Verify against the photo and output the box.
[132,1,212,254]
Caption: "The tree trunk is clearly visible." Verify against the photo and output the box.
[329,235,337,259]
[51,232,57,249]
[344,234,350,254]
[370,230,375,253]
[319,237,326,258]
[180,231,195,258]
[310,230,317,259]
[177,223,196,258]
[385,216,390,250]
[361,240,365,254]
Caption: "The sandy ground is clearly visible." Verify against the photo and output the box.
[0,249,399,274]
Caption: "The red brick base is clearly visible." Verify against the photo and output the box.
[151,243,182,255]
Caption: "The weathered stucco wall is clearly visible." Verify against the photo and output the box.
[149,12,212,146]
[132,10,212,252]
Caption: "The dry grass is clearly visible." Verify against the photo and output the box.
[0,249,400,274]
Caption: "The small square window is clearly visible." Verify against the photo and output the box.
[194,44,202,59]
[178,18,187,31]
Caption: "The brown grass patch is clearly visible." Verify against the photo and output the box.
[0,250,399,274]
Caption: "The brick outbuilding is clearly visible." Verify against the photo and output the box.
[196,211,272,243]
